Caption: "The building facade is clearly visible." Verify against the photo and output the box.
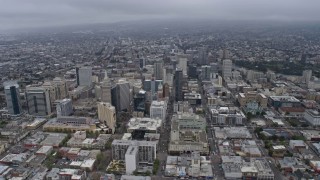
[154,60,163,80]
[77,67,92,87]
[26,87,52,116]
[222,59,232,78]
[3,81,22,115]
[98,102,116,134]
[176,54,188,76]
[125,146,139,174]
[111,79,130,112]
[56,99,73,117]
[112,140,157,164]
[210,107,246,125]
[304,110,320,126]
[174,69,183,102]
[150,101,167,121]
[100,75,112,103]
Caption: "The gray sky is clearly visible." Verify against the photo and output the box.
[0,0,319,31]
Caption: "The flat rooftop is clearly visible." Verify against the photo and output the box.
[127,117,162,131]
[269,96,300,102]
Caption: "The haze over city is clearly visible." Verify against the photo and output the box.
[0,0,320,31]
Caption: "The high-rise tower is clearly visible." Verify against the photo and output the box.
[4,81,22,115]
[174,69,183,102]
[101,74,112,103]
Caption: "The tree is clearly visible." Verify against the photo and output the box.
[95,131,100,138]
[271,135,278,141]
[304,159,310,165]
[285,151,293,157]
[291,135,305,141]
[145,170,151,176]
[133,170,139,176]
[254,127,263,134]
[91,172,102,180]
[246,112,253,120]
[264,140,272,149]
[268,150,273,157]
[258,133,267,140]
[105,139,113,150]
[152,159,160,175]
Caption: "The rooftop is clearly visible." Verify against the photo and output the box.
[36,146,53,154]
[269,96,300,102]
[150,100,167,107]
[127,117,162,132]
[121,175,151,180]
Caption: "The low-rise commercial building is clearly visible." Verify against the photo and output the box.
[169,113,208,155]
[221,156,274,180]
[304,110,320,126]
[271,145,287,157]
[238,91,267,109]
[173,101,191,113]
[184,92,201,105]
[210,107,246,125]
[67,131,111,149]
[289,140,308,150]
[26,118,47,130]
[43,116,97,132]
[35,146,53,156]
[165,152,213,178]
[112,140,157,164]
[40,133,68,147]
[214,127,252,139]
[127,117,162,133]
[268,96,301,110]
[46,168,86,180]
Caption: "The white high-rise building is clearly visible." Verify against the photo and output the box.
[98,102,116,134]
[222,59,232,78]
[150,100,167,121]
[3,81,22,115]
[176,54,188,76]
[77,67,92,87]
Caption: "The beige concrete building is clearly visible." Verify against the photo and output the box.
[169,113,209,155]
[42,78,68,106]
[43,116,96,132]
[98,102,116,134]
[238,91,268,108]
[100,75,112,103]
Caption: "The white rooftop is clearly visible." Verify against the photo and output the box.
[127,117,162,131]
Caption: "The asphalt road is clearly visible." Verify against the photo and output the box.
[157,100,173,176]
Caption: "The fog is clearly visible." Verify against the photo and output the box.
[0,0,319,31]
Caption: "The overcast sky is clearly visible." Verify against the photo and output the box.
[0,0,319,31]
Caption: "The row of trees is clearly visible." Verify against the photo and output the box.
[234,60,320,77]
